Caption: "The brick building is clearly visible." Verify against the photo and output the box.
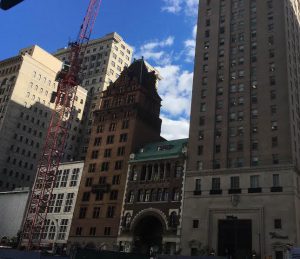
[68,59,162,250]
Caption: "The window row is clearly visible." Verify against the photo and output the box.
[126,188,181,203]
[194,174,282,195]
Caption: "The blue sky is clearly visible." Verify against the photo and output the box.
[0,0,198,140]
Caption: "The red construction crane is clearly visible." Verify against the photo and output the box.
[21,0,102,250]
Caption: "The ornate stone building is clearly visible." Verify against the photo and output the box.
[68,59,162,250]
[117,138,187,255]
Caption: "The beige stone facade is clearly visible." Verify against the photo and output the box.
[54,32,133,160]
[182,0,300,258]
[0,45,87,190]
[182,166,300,257]
[39,161,84,253]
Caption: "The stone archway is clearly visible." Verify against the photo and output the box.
[133,215,164,255]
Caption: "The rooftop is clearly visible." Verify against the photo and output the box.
[130,138,188,163]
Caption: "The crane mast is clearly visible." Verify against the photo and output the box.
[21,0,102,250]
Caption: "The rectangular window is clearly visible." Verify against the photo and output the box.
[89,227,96,236]
[250,175,259,188]
[64,193,74,212]
[88,163,96,173]
[91,150,99,159]
[75,227,82,236]
[106,206,115,218]
[79,207,87,218]
[119,133,128,142]
[104,148,111,158]
[58,219,69,240]
[115,160,123,170]
[195,179,201,191]
[101,162,109,171]
[93,207,101,218]
[110,190,118,200]
[117,146,125,156]
[70,168,79,186]
[272,137,278,147]
[274,219,282,229]
[54,193,64,213]
[193,220,199,228]
[273,174,280,187]
[104,227,111,236]
[212,178,220,190]
[85,177,93,187]
[272,154,279,164]
[230,176,240,189]
[106,135,114,144]
[112,175,120,185]
[109,123,116,131]
[48,194,56,213]
[94,137,102,146]
[60,169,69,187]
[82,192,90,202]
[122,120,129,129]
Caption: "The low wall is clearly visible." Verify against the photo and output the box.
[0,248,69,259]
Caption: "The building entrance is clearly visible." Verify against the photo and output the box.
[218,218,252,259]
[133,215,163,255]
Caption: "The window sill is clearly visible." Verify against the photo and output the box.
[194,190,202,195]
[228,188,241,194]
[271,186,283,192]
[210,189,222,195]
[248,187,262,193]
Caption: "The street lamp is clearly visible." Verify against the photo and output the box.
[0,0,24,10]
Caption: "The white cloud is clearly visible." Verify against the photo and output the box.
[184,24,197,62]
[161,0,182,13]
[134,35,194,140]
[135,36,174,65]
[156,64,193,117]
[160,115,190,140]
[161,0,199,16]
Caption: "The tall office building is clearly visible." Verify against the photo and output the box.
[182,0,300,258]
[0,45,87,191]
[54,32,133,160]
[68,59,162,250]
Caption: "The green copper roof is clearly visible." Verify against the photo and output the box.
[130,138,188,162]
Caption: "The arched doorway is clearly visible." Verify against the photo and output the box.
[133,215,164,255]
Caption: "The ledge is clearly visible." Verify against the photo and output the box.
[270,186,283,192]
[228,188,241,194]
[248,187,262,193]
[210,189,222,195]
[193,190,202,195]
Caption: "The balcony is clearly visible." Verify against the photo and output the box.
[193,190,202,196]
[210,189,222,195]
[228,188,241,194]
[248,187,262,193]
[270,186,283,192]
